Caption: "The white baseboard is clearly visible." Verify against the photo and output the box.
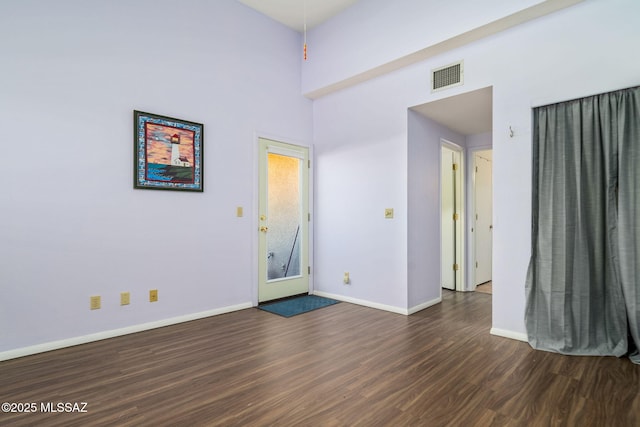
[408,297,442,314]
[490,327,528,342]
[2,301,527,362]
[0,302,253,362]
[313,291,441,316]
[313,290,407,314]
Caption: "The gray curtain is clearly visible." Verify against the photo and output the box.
[525,86,640,363]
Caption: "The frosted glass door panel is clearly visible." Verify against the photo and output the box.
[267,153,301,281]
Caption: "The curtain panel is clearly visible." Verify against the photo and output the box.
[525,86,640,363]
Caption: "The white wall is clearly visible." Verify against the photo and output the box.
[312,0,640,336]
[0,0,312,355]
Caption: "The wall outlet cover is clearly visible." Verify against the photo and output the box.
[120,292,130,306]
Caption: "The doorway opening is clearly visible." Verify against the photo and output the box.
[473,149,493,293]
[410,86,493,295]
[441,141,464,291]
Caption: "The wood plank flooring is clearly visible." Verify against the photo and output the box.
[1,291,638,426]
[475,281,492,294]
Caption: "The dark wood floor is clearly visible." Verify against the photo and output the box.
[1,291,638,426]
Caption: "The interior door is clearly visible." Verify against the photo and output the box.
[441,146,461,290]
[474,150,493,285]
[258,138,309,302]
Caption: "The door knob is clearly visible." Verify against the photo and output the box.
[260,226,269,232]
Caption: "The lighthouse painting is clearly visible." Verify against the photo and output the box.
[134,111,203,192]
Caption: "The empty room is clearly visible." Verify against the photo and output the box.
[1,0,639,425]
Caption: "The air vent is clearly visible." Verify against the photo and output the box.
[431,61,464,92]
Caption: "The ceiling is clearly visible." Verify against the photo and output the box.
[411,87,493,136]
[237,0,360,32]
[238,1,492,136]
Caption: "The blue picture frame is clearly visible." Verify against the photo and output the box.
[134,110,203,192]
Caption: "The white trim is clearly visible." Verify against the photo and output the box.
[266,144,305,159]
[490,328,528,342]
[253,133,315,305]
[469,148,494,291]
[313,291,406,314]
[313,291,440,316]
[252,131,315,307]
[0,302,253,362]
[307,143,314,295]
[466,144,492,291]
[408,297,442,314]
[256,137,311,302]
[440,140,465,292]
[440,138,464,152]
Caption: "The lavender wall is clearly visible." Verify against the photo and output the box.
[407,112,465,308]
[311,67,416,309]
[302,0,564,96]
[312,0,640,336]
[0,0,312,355]
[2,0,639,357]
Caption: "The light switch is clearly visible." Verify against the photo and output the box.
[385,208,394,219]
[236,206,243,217]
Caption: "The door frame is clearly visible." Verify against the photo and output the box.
[466,145,493,291]
[440,139,465,292]
[252,133,314,306]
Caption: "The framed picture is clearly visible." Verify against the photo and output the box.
[133,110,203,191]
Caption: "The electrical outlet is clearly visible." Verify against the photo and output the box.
[120,292,130,306]
[149,289,158,302]
[236,206,243,217]
[90,295,101,310]
[344,272,350,285]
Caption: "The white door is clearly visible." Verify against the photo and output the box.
[474,150,492,285]
[441,145,462,290]
[258,138,310,302]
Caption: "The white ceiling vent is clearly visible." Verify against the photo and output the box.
[431,61,464,92]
